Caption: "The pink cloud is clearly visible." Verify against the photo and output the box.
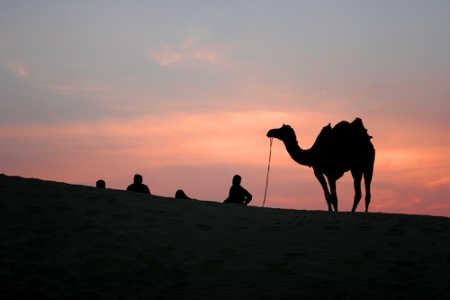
[149,34,228,66]
[149,45,184,65]
[7,61,28,77]
[150,46,225,66]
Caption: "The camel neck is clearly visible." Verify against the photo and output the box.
[283,140,313,167]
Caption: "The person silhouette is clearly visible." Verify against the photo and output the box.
[96,180,105,188]
[175,189,191,199]
[223,175,252,205]
[126,174,151,194]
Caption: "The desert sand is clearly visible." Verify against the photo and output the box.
[1,173,450,299]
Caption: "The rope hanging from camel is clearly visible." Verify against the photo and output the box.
[262,137,273,207]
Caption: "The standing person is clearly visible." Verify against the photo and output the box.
[223,175,252,205]
[126,174,151,194]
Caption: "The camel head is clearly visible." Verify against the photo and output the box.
[267,124,297,143]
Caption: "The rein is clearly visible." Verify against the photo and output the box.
[262,137,273,207]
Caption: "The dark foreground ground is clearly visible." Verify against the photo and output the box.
[1,174,450,299]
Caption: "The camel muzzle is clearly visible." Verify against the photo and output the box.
[267,129,276,138]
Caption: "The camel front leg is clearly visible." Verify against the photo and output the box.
[314,170,333,211]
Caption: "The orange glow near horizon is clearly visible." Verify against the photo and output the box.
[1,109,449,217]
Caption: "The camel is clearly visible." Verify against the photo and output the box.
[267,118,375,212]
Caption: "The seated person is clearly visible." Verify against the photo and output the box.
[223,175,252,205]
[96,179,105,188]
[175,189,191,199]
[126,174,151,194]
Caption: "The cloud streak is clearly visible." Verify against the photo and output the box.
[37,83,110,95]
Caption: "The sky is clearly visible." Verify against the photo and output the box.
[1,1,449,216]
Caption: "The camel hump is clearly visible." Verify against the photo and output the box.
[312,118,372,150]
[332,118,372,144]
[350,117,372,139]
[332,118,371,136]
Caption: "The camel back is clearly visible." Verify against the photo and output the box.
[312,118,372,154]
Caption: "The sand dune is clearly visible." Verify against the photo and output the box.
[1,174,450,299]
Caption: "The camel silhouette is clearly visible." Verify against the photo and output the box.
[267,118,375,212]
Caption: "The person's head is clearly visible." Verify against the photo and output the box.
[175,189,189,199]
[133,174,143,184]
[96,179,105,188]
[232,175,241,185]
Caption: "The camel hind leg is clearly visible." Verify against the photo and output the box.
[363,149,375,212]
[351,168,373,212]
[363,167,373,212]
[351,170,363,212]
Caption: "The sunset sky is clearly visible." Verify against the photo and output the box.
[1,1,449,216]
